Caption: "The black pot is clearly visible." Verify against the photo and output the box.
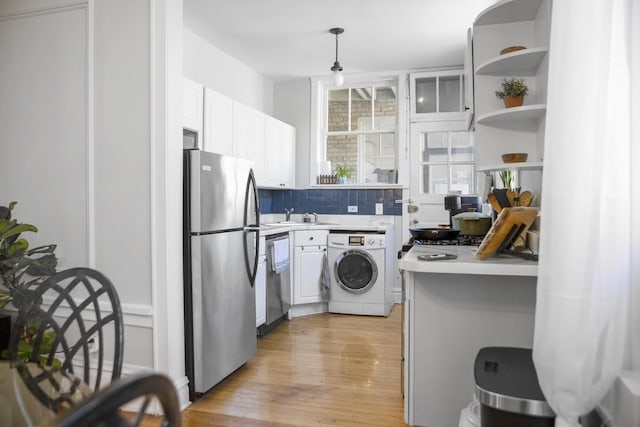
[409,228,461,241]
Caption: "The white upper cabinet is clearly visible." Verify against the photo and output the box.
[183,81,296,189]
[203,87,233,155]
[183,78,203,135]
[464,28,475,129]
[233,101,266,182]
[264,116,296,189]
[472,0,551,169]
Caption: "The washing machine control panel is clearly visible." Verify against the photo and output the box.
[348,236,365,245]
[346,235,385,248]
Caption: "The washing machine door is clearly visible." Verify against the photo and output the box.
[334,249,378,294]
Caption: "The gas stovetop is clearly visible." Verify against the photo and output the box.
[401,236,484,253]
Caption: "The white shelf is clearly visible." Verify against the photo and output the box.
[475,47,548,76]
[474,0,543,26]
[477,161,543,172]
[476,104,546,129]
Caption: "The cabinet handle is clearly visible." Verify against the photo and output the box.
[309,236,314,241]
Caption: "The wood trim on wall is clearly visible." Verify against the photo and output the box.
[0,1,87,20]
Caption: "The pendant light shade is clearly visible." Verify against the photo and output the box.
[329,28,344,87]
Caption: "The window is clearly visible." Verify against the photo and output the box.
[324,84,397,184]
[417,130,475,195]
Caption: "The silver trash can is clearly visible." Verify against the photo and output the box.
[474,347,555,427]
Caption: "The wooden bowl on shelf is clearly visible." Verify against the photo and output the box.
[501,153,528,163]
[499,45,526,55]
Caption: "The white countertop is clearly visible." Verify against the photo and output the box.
[259,222,392,236]
[399,245,538,277]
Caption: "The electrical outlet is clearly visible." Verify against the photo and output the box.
[348,205,358,213]
[375,203,383,215]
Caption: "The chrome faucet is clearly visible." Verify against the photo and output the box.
[311,212,319,223]
[285,208,294,222]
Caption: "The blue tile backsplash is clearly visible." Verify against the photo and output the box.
[258,188,403,216]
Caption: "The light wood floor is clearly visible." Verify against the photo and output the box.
[180,304,408,426]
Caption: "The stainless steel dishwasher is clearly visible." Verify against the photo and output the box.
[259,233,291,336]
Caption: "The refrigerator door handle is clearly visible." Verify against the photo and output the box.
[243,169,260,287]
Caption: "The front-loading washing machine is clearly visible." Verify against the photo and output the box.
[327,228,394,316]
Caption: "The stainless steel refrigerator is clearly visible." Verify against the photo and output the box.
[183,149,259,400]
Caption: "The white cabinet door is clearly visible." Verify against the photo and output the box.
[264,117,296,188]
[255,237,266,327]
[203,88,233,155]
[183,78,203,134]
[282,124,296,188]
[293,246,326,305]
[464,27,475,129]
[233,102,265,182]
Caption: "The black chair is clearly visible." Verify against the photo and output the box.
[8,267,124,411]
[51,372,181,427]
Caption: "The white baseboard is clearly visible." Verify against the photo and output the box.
[288,302,327,318]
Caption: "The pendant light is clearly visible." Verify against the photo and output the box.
[329,27,344,87]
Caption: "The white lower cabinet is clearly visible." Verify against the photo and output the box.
[292,230,328,305]
[255,236,266,328]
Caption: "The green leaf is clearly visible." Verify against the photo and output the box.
[24,253,58,276]
[7,238,28,257]
[0,222,38,242]
[12,288,39,310]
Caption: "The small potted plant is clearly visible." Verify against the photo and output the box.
[334,163,353,184]
[495,78,528,108]
[0,202,58,362]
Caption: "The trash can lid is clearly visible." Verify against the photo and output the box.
[474,347,555,418]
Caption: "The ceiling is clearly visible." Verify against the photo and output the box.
[183,0,501,82]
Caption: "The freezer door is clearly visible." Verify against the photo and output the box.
[190,230,257,394]
[189,150,256,232]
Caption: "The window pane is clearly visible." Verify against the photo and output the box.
[423,133,447,162]
[326,135,357,178]
[450,164,475,194]
[328,89,348,131]
[352,87,372,131]
[415,77,436,113]
[439,75,461,112]
[451,132,475,161]
[373,87,396,131]
[363,132,395,183]
[427,132,447,148]
[422,164,448,194]
[324,82,399,185]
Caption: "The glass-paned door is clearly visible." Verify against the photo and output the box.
[408,122,475,226]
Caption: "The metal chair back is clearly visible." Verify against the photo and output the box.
[8,267,124,411]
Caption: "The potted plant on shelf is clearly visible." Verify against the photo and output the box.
[334,163,353,184]
[0,202,58,363]
[495,78,528,108]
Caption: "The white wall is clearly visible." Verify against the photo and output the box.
[0,3,89,269]
[183,28,274,115]
[0,0,188,407]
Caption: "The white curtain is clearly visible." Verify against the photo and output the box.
[533,0,640,426]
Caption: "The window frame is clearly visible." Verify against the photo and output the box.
[409,120,476,205]
[309,73,406,188]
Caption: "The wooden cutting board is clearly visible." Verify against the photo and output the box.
[475,207,540,259]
